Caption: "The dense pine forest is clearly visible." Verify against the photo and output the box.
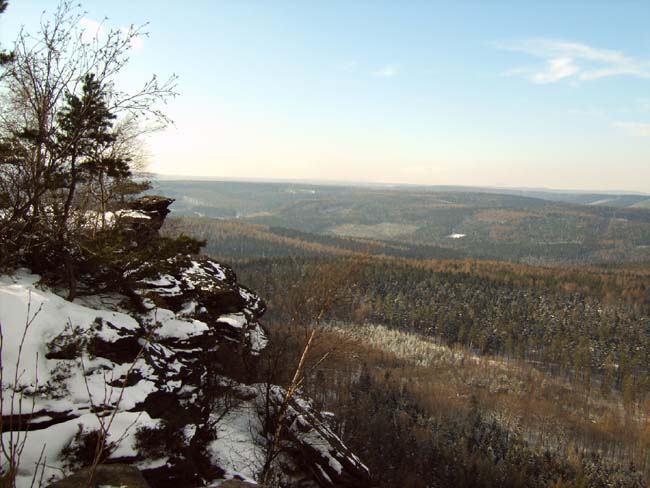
[164,213,650,487]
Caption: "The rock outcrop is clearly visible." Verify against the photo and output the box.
[127,195,175,238]
[0,199,371,487]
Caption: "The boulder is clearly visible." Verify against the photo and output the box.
[128,195,174,228]
[123,195,175,241]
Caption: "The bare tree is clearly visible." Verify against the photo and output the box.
[0,1,176,274]
[258,256,368,485]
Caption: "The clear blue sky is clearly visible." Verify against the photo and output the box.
[1,1,649,191]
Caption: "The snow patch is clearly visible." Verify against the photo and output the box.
[145,307,209,340]
[218,313,247,329]
[2,411,159,487]
[247,324,269,353]
[208,402,264,481]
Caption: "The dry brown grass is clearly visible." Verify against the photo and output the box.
[266,321,650,478]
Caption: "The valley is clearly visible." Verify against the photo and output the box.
[156,180,650,266]
[159,179,650,487]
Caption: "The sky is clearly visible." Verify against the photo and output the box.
[1,1,649,192]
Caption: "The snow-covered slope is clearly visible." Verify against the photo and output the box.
[1,260,370,487]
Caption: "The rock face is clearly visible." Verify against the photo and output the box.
[0,201,371,487]
[124,195,176,242]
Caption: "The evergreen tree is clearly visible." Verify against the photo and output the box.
[0,2,176,273]
[56,73,129,231]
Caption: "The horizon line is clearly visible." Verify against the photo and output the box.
[147,173,650,197]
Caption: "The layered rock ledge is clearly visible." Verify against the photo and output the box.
[0,198,370,488]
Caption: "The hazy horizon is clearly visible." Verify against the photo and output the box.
[2,1,649,192]
[150,173,650,196]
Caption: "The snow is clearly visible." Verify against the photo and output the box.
[0,265,365,487]
[2,411,159,487]
[144,307,209,340]
[142,274,176,287]
[80,209,152,231]
[208,401,265,482]
[138,260,232,299]
[589,198,615,206]
[185,260,227,285]
[239,288,256,302]
[135,456,169,470]
[0,273,164,486]
[178,300,199,317]
[299,423,344,475]
[64,359,157,411]
[141,274,183,296]
[247,324,269,353]
[0,272,138,389]
[0,273,156,473]
[218,313,247,329]
[116,209,151,220]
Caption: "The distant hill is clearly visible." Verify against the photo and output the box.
[153,179,650,265]
[463,188,650,208]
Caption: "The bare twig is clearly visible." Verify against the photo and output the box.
[260,255,369,484]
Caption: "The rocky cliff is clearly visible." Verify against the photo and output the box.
[0,197,371,487]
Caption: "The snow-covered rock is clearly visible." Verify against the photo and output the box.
[0,259,369,487]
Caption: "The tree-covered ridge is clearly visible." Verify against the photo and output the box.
[166,215,650,310]
[163,216,466,262]
[238,257,650,399]
[258,319,650,487]
[231,249,650,486]
[154,179,650,265]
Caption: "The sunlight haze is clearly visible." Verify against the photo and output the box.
[2,1,649,192]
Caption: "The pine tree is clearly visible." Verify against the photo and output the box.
[0,1,176,273]
[56,73,129,232]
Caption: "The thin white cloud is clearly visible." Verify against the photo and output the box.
[373,65,399,78]
[613,121,650,137]
[493,38,650,84]
[531,57,579,84]
[566,108,603,117]
[79,17,103,43]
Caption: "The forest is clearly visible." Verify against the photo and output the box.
[156,180,650,265]
[165,213,650,487]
